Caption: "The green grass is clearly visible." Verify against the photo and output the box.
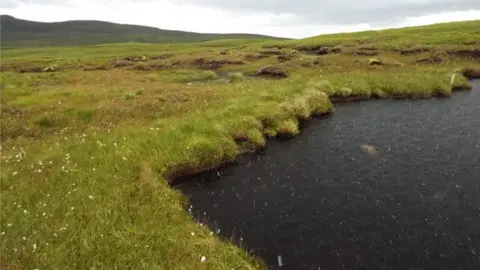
[266,20,480,49]
[1,20,480,270]
[228,72,246,82]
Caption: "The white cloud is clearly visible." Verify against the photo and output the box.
[0,0,479,38]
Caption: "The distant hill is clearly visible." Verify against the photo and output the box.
[0,15,284,48]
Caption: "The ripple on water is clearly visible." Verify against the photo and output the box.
[177,81,480,270]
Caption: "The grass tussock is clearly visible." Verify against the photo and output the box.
[451,72,472,91]
[228,72,246,82]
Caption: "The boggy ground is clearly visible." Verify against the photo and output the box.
[1,20,480,269]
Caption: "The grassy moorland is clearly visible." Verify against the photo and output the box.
[1,20,480,270]
[0,15,283,48]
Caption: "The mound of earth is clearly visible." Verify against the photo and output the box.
[256,65,288,78]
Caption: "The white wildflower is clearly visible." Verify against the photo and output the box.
[12,172,18,176]
[22,237,26,240]
[88,195,94,200]
[191,232,195,236]
[200,256,206,262]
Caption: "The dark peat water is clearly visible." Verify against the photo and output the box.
[176,80,480,270]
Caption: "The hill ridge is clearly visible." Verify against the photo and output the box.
[0,15,284,48]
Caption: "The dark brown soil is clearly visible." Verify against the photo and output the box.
[354,50,379,56]
[397,47,431,55]
[416,55,443,64]
[447,49,480,59]
[462,67,480,79]
[191,58,245,70]
[256,65,288,78]
[296,45,331,55]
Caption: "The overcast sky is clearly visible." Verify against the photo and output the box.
[1,0,479,38]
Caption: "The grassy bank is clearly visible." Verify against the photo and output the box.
[1,21,480,269]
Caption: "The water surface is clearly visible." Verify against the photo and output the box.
[177,81,480,270]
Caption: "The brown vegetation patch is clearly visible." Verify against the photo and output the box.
[447,48,480,59]
[244,54,269,61]
[256,65,288,78]
[16,67,44,73]
[416,55,443,64]
[461,67,480,79]
[277,55,294,62]
[123,56,147,62]
[331,47,342,53]
[368,59,383,66]
[191,58,244,70]
[354,50,379,56]
[296,45,331,55]
[83,65,109,71]
[111,59,135,68]
[397,47,431,55]
[358,46,378,51]
[259,48,286,55]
